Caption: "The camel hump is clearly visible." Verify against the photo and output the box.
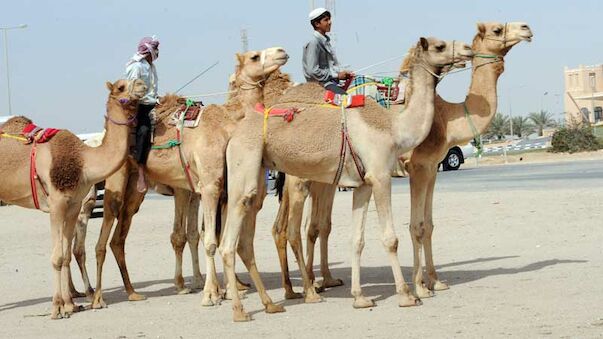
[275,82,326,105]
[49,131,84,192]
[0,116,33,133]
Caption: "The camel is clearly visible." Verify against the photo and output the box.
[405,22,533,297]
[221,37,474,321]
[86,47,291,310]
[273,22,534,300]
[0,78,147,319]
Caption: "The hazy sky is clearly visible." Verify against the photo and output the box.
[1,0,601,133]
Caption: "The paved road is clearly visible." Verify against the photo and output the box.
[392,158,603,193]
[483,136,551,155]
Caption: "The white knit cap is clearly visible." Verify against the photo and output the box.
[308,7,329,21]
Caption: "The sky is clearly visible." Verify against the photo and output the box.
[1,0,602,134]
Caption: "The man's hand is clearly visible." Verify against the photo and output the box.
[337,70,355,80]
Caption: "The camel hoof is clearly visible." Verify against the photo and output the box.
[201,292,222,306]
[352,296,375,309]
[284,290,303,300]
[432,281,449,291]
[265,303,286,314]
[416,286,434,298]
[322,278,344,289]
[236,279,251,291]
[91,294,107,309]
[85,288,95,303]
[399,294,422,307]
[177,287,192,295]
[51,305,62,319]
[304,290,323,303]
[233,306,251,322]
[128,292,146,301]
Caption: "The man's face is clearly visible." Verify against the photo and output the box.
[315,15,332,33]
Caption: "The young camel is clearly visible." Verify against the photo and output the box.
[221,37,474,321]
[89,47,291,310]
[0,79,146,319]
[274,22,534,300]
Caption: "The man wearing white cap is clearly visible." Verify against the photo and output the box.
[303,8,353,94]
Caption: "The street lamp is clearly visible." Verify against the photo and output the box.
[1,24,27,115]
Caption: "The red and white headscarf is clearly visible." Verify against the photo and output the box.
[126,35,160,65]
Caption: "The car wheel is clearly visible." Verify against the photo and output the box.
[444,149,462,171]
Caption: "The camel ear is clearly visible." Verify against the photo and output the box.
[106,81,113,92]
[477,23,486,37]
[236,53,245,66]
[419,37,429,51]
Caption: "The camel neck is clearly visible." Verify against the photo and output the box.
[393,62,437,151]
[447,54,505,145]
[82,100,135,184]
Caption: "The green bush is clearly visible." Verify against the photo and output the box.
[550,123,602,153]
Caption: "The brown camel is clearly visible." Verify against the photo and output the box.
[405,22,533,297]
[273,22,534,301]
[221,37,473,321]
[86,47,291,310]
[0,78,147,319]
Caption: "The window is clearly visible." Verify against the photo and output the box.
[595,106,602,123]
[589,72,596,90]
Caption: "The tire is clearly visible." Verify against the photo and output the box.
[443,149,462,171]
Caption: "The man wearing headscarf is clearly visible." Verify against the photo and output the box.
[302,8,353,94]
[125,36,159,193]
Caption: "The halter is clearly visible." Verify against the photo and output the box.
[104,96,138,126]
[483,22,510,46]
[418,40,458,82]
[239,49,268,90]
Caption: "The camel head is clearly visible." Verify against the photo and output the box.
[414,37,473,74]
[234,47,289,88]
[105,79,147,105]
[474,22,533,56]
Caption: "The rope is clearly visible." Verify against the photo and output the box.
[0,132,28,142]
[151,139,181,149]
[463,102,483,157]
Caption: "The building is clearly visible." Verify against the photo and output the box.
[564,64,603,125]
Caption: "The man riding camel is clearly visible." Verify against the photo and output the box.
[124,36,160,193]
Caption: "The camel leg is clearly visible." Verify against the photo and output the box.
[316,184,343,289]
[171,188,191,294]
[422,165,449,291]
[271,181,302,300]
[284,180,321,303]
[371,176,420,307]
[71,187,96,301]
[186,192,204,290]
[408,164,434,298]
[92,193,118,309]
[349,183,375,308]
[199,184,224,306]
[109,184,146,302]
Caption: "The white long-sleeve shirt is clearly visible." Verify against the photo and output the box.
[125,58,158,105]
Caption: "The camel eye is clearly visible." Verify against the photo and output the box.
[493,27,502,35]
[118,85,125,92]
[250,54,260,61]
[435,44,446,52]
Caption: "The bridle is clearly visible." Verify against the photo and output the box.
[418,40,462,82]
[239,49,268,90]
[104,88,139,126]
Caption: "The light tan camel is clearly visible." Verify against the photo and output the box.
[87,47,291,310]
[0,79,146,319]
[405,22,533,298]
[273,22,534,301]
[221,37,474,321]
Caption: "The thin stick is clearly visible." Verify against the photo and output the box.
[353,54,407,74]
[175,61,220,94]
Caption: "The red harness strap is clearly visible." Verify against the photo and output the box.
[255,103,300,122]
[29,142,48,209]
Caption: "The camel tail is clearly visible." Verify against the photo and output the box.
[273,181,290,234]
[216,160,228,240]
[274,172,286,201]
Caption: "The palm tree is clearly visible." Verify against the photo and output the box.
[486,112,510,140]
[529,110,557,136]
[512,116,535,138]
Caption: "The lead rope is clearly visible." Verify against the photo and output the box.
[175,99,197,193]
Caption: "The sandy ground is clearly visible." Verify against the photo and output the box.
[1,153,603,338]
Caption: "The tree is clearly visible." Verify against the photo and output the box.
[529,110,557,136]
[486,112,510,140]
[512,116,535,138]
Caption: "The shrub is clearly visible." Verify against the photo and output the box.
[550,122,601,153]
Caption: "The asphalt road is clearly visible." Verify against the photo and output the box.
[392,158,603,193]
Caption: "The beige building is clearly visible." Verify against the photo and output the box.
[564,64,603,125]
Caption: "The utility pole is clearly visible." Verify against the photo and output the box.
[240,28,248,52]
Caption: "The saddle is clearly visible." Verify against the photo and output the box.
[22,123,61,144]
[168,99,204,128]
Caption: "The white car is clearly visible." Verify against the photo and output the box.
[440,142,476,171]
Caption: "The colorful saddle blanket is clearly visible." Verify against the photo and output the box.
[22,123,61,143]
[168,100,205,128]
[323,75,389,108]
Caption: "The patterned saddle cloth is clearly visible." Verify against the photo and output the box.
[168,99,205,128]
[323,75,389,108]
[22,123,61,143]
